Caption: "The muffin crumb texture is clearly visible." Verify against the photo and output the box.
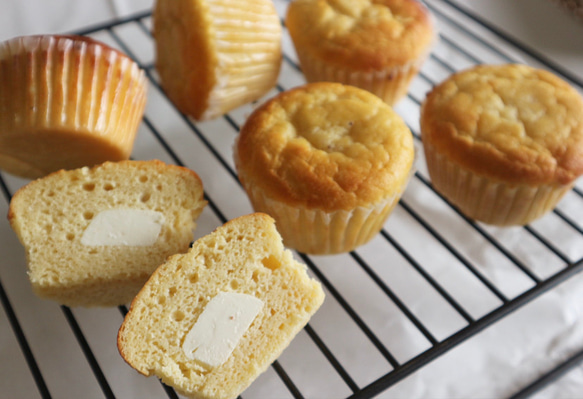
[118,213,325,399]
[8,160,206,307]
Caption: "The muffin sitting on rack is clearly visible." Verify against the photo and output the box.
[153,0,282,120]
[420,64,583,226]
[235,82,415,254]
[286,0,435,105]
[0,35,147,179]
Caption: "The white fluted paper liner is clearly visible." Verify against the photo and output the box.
[197,0,282,120]
[242,182,402,254]
[423,141,574,226]
[0,35,147,178]
[294,47,426,106]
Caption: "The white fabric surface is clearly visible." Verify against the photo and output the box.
[0,0,152,41]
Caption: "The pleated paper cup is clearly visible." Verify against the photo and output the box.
[0,35,147,179]
[153,0,282,121]
[295,47,427,106]
[423,141,573,226]
[200,1,282,120]
[238,176,408,255]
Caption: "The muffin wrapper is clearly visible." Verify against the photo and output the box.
[242,182,404,254]
[423,141,574,226]
[293,47,426,106]
[199,0,282,120]
[0,35,147,177]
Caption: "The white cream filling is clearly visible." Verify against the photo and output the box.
[182,292,264,368]
[81,209,164,246]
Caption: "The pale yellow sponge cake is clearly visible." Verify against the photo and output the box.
[0,35,147,179]
[234,82,415,254]
[153,0,282,120]
[117,213,325,399]
[286,0,435,105]
[421,64,583,225]
[8,160,206,307]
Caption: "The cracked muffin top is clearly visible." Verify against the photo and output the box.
[235,82,415,211]
[420,64,583,185]
[285,0,434,70]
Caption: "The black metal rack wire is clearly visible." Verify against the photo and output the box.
[1,1,583,398]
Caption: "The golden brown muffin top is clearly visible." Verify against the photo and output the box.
[421,64,583,185]
[285,0,434,70]
[235,82,415,211]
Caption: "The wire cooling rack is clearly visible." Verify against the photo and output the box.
[1,1,583,398]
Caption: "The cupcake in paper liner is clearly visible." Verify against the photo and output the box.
[153,0,282,121]
[234,82,415,255]
[0,35,147,179]
[286,0,435,106]
[421,64,583,226]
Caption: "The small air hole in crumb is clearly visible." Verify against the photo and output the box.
[230,280,239,289]
[66,233,75,241]
[172,310,185,322]
[179,363,191,379]
[103,183,114,191]
[139,175,148,183]
[169,287,177,297]
[251,270,260,283]
[47,191,55,197]
[261,255,280,271]
[156,184,162,191]
[83,183,95,191]
[158,296,166,305]
[83,211,94,220]
[140,193,151,203]
[189,273,199,284]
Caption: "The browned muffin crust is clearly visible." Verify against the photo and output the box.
[235,82,415,211]
[286,0,434,71]
[421,64,583,186]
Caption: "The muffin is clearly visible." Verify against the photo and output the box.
[420,64,583,226]
[285,0,435,105]
[153,0,282,121]
[0,35,147,179]
[234,82,415,254]
[118,213,324,399]
[8,160,207,307]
